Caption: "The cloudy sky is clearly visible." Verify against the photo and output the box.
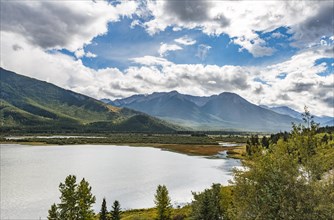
[1,0,333,116]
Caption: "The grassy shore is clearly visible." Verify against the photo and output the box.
[94,206,192,220]
[1,134,247,158]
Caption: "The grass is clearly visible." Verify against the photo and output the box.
[119,206,192,220]
[1,134,247,158]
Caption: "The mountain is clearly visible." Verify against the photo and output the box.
[261,106,302,119]
[0,68,177,133]
[261,105,334,126]
[111,91,302,132]
[323,119,334,127]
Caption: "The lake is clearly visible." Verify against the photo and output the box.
[0,144,240,219]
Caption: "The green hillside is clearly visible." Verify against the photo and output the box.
[0,68,177,133]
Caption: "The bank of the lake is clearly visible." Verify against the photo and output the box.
[0,144,241,219]
[1,134,247,158]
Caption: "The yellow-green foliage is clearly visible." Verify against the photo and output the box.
[121,206,191,220]
[230,124,334,219]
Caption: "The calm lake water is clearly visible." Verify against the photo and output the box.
[0,144,240,219]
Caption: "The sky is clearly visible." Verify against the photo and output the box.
[0,0,333,116]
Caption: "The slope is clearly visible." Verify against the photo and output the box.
[0,68,177,133]
[112,91,302,132]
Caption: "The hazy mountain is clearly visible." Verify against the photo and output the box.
[0,68,177,133]
[111,91,302,132]
[261,105,333,126]
[323,119,334,127]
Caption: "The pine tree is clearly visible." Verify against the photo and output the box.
[58,175,78,219]
[99,198,108,220]
[191,184,223,220]
[154,185,172,220]
[54,175,96,220]
[47,203,58,220]
[110,200,122,220]
[77,178,96,220]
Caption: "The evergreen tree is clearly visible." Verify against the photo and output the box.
[110,200,122,220]
[99,198,108,220]
[58,175,78,219]
[77,178,96,220]
[47,203,58,220]
[154,185,172,220]
[50,175,96,220]
[261,136,270,148]
[191,184,223,220]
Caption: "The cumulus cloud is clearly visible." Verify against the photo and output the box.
[290,1,334,48]
[141,0,332,57]
[12,44,23,51]
[158,43,183,57]
[174,36,196,45]
[74,49,85,59]
[130,55,172,66]
[0,1,138,51]
[74,49,97,59]
[86,52,97,58]
[233,34,275,57]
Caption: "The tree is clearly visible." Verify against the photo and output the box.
[154,185,172,220]
[231,108,334,219]
[99,198,108,220]
[191,184,223,220]
[261,136,270,148]
[58,175,78,219]
[49,175,96,220]
[47,203,59,220]
[232,139,311,219]
[110,200,122,220]
[77,178,96,220]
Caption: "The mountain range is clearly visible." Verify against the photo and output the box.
[260,105,333,126]
[107,91,330,132]
[0,68,177,133]
[2,67,331,133]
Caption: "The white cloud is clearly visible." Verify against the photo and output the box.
[141,0,332,57]
[233,34,276,57]
[75,49,97,59]
[130,56,172,66]
[86,52,97,58]
[174,36,196,45]
[158,43,183,57]
[74,48,85,58]
[271,32,286,39]
[0,1,138,51]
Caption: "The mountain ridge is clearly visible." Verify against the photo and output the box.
[0,68,178,133]
[109,91,304,132]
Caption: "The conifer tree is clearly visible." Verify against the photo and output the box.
[58,175,78,219]
[154,185,172,220]
[50,175,96,220]
[110,200,122,220]
[47,203,59,220]
[99,198,108,220]
[191,184,223,220]
[77,178,96,220]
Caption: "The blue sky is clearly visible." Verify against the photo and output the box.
[1,0,333,116]
[69,20,299,71]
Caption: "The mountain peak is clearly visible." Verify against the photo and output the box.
[169,90,179,94]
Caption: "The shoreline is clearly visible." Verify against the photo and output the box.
[0,140,246,159]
